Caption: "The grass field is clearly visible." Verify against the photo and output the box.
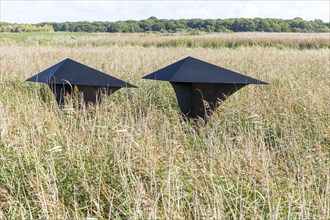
[0,32,329,219]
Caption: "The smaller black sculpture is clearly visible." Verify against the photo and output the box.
[26,58,137,105]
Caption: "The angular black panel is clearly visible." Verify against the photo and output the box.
[143,56,267,85]
[172,83,245,120]
[49,84,120,106]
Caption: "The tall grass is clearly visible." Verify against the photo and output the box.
[1,32,330,49]
[0,33,329,219]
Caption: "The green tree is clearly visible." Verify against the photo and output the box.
[151,22,165,32]
[164,20,176,32]
[204,19,216,32]
[256,19,271,32]
[232,19,256,32]
[139,19,153,32]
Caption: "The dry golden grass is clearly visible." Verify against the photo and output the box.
[0,33,329,219]
[1,32,329,49]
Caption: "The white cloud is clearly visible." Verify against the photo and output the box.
[0,1,329,23]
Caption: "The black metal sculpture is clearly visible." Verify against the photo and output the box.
[143,56,267,121]
[26,58,136,105]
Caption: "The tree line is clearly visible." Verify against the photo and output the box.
[0,23,54,33]
[1,17,329,33]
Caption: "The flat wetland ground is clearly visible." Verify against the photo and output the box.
[0,32,329,219]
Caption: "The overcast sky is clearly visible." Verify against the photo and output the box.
[1,1,329,24]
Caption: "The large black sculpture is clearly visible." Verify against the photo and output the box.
[143,56,267,121]
[27,58,136,105]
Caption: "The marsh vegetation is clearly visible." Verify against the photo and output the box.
[0,32,329,219]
